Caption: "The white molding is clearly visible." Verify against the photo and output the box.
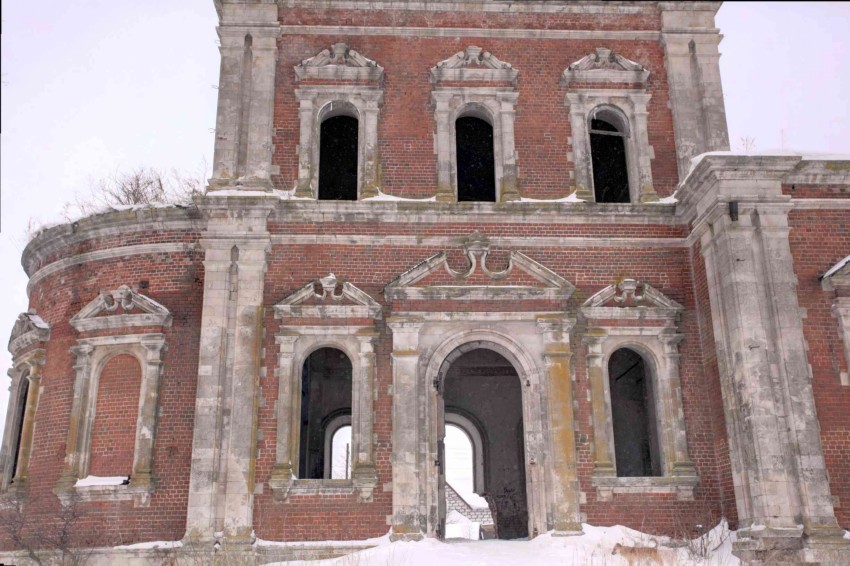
[562,47,650,87]
[275,274,382,319]
[70,286,172,332]
[7,313,50,357]
[294,43,384,82]
[430,46,517,84]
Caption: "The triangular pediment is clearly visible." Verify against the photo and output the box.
[385,232,574,302]
[294,43,384,82]
[275,274,382,319]
[581,279,682,320]
[70,285,172,332]
[8,311,50,357]
[431,46,518,84]
[822,255,850,291]
[562,47,649,87]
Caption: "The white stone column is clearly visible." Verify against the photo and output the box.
[657,333,694,477]
[184,199,273,544]
[352,332,379,500]
[360,93,383,199]
[497,92,520,202]
[56,344,95,490]
[584,333,615,477]
[388,319,425,540]
[537,317,582,535]
[565,93,593,201]
[432,94,454,203]
[269,333,298,498]
[130,336,167,493]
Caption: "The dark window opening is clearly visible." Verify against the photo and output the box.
[456,117,496,202]
[609,348,660,477]
[299,348,352,479]
[318,115,358,201]
[590,117,630,203]
[10,379,30,480]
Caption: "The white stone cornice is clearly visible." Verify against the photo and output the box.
[70,286,172,332]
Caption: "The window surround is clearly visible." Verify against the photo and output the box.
[562,48,657,204]
[822,257,850,386]
[269,274,381,502]
[293,43,384,200]
[581,279,697,501]
[55,286,170,507]
[2,313,50,494]
[431,46,520,203]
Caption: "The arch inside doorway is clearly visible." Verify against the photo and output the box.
[440,346,529,540]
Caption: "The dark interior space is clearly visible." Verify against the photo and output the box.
[608,348,660,477]
[10,377,29,479]
[456,116,496,202]
[590,117,630,203]
[443,348,528,539]
[299,347,352,479]
[318,115,359,200]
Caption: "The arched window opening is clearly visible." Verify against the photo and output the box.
[445,424,476,497]
[456,116,496,202]
[590,115,630,203]
[329,424,352,480]
[609,348,660,477]
[299,347,352,479]
[319,115,359,200]
[10,377,30,480]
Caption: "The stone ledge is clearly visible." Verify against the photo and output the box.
[591,474,698,501]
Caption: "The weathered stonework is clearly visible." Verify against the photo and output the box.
[1,2,849,565]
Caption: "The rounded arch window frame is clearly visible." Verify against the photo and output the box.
[316,101,362,201]
[601,343,662,477]
[322,411,353,480]
[444,412,486,494]
[451,103,498,203]
[1,356,41,492]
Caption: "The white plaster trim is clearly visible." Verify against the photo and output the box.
[294,43,384,82]
[275,275,382,319]
[8,313,50,357]
[280,26,661,41]
[562,48,649,86]
[582,279,684,321]
[270,235,686,248]
[277,1,655,14]
[70,286,172,332]
[391,311,562,323]
[431,46,518,84]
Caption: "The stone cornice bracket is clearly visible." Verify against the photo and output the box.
[431,46,518,85]
[70,285,172,332]
[295,43,384,82]
[561,47,649,87]
[385,232,575,302]
[822,256,850,292]
[275,273,383,319]
[8,311,50,358]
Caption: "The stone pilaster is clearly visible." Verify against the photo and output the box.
[660,2,730,180]
[184,196,274,543]
[387,318,425,540]
[536,316,582,535]
[209,1,279,191]
[680,155,849,564]
[583,332,615,477]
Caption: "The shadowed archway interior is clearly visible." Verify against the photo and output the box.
[443,348,528,539]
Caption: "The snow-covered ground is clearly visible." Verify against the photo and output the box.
[272,521,740,566]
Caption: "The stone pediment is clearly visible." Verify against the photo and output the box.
[70,285,172,332]
[581,279,683,320]
[8,311,50,357]
[294,43,384,82]
[385,232,574,302]
[822,255,850,291]
[431,46,518,84]
[275,274,382,319]
[561,47,649,86]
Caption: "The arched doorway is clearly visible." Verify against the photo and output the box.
[439,347,528,540]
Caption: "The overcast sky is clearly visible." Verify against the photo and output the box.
[1,2,848,441]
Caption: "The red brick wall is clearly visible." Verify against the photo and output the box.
[89,354,141,477]
[788,208,850,529]
[272,8,679,199]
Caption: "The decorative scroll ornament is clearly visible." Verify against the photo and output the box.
[385,232,574,301]
[276,274,382,319]
[8,311,50,356]
[562,47,649,86]
[431,46,518,84]
[582,279,683,321]
[294,43,384,81]
[70,285,172,331]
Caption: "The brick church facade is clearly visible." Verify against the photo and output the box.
[2,1,849,563]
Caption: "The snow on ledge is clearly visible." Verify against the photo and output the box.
[362,190,436,202]
[114,540,183,550]
[519,191,585,203]
[75,475,129,487]
[682,149,850,188]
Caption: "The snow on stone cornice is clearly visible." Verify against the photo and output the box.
[294,43,384,82]
[8,311,50,357]
[75,475,129,487]
[824,255,850,279]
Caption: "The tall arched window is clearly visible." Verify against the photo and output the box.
[589,108,630,203]
[608,348,660,477]
[299,347,352,479]
[319,115,359,200]
[456,116,496,202]
[9,376,30,481]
